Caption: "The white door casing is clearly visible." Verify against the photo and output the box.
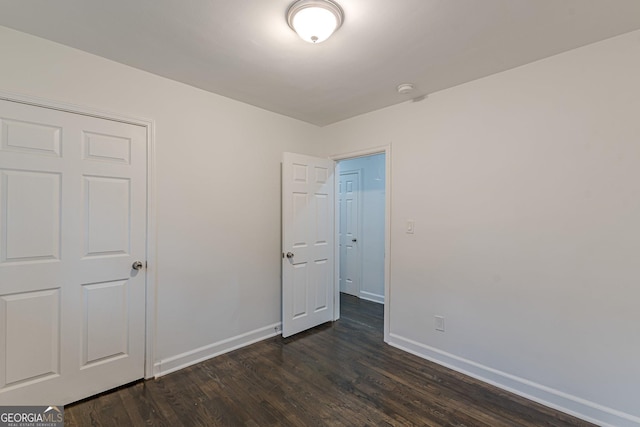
[0,99,147,405]
[282,152,335,338]
[339,170,361,297]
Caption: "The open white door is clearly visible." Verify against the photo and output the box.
[282,152,335,338]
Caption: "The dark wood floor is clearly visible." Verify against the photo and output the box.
[65,294,595,426]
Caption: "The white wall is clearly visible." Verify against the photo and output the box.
[339,154,385,302]
[320,30,640,427]
[0,26,322,374]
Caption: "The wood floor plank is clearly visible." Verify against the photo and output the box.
[64,294,596,426]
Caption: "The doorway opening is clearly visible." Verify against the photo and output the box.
[333,147,390,341]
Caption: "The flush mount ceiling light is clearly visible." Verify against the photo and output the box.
[287,0,344,44]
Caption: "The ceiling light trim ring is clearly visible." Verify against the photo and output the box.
[287,0,344,43]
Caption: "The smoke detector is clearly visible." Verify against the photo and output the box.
[397,83,414,95]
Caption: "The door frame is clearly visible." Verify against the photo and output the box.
[0,90,158,379]
[338,168,363,298]
[331,144,391,343]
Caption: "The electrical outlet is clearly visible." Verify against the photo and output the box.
[435,315,445,332]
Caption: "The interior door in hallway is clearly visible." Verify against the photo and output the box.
[339,170,360,297]
[282,152,335,338]
[0,99,147,405]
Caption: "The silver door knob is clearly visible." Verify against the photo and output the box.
[132,261,144,270]
[286,252,294,259]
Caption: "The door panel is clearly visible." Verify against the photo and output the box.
[282,152,334,338]
[83,131,131,164]
[0,99,146,405]
[2,170,61,262]
[1,118,61,156]
[313,259,329,311]
[292,263,308,319]
[81,280,129,367]
[83,176,130,256]
[1,289,60,388]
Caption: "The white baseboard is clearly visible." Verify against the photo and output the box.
[388,333,640,427]
[359,291,384,304]
[154,323,282,377]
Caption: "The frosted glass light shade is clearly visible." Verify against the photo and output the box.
[287,0,344,43]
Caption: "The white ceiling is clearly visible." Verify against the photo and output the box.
[1,0,640,126]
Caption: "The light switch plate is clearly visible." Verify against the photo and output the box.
[406,220,415,234]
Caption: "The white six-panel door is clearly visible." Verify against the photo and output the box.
[0,99,146,405]
[282,152,335,338]
[339,170,361,297]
